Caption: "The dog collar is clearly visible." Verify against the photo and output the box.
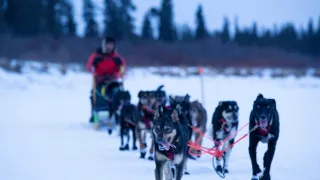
[255,119,273,136]
[166,148,174,161]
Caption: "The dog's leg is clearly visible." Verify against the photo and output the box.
[249,135,262,179]
[163,161,173,180]
[136,126,147,158]
[119,126,125,150]
[183,156,190,175]
[175,162,185,180]
[261,140,277,180]
[194,127,205,158]
[132,126,137,150]
[155,161,164,180]
[148,137,155,160]
[223,138,234,173]
[126,128,130,148]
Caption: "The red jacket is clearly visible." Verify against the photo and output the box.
[86,49,126,79]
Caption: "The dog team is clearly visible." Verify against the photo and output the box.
[111,85,279,180]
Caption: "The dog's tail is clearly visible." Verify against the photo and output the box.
[156,85,164,91]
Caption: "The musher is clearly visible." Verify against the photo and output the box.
[86,37,127,123]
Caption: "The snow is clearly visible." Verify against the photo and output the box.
[0,66,320,180]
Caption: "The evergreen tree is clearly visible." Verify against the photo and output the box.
[233,16,240,42]
[158,0,175,41]
[103,0,121,39]
[180,24,194,41]
[5,0,44,36]
[220,17,230,43]
[119,0,136,40]
[0,0,7,33]
[315,16,320,56]
[195,4,209,40]
[274,23,298,51]
[65,1,76,36]
[250,22,258,45]
[141,12,153,40]
[83,0,98,37]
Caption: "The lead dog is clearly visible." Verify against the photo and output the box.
[153,103,189,180]
[249,94,280,180]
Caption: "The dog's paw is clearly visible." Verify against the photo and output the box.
[107,129,112,135]
[119,144,129,151]
[132,145,138,150]
[216,165,223,173]
[224,168,229,174]
[196,150,201,158]
[184,171,190,175]
[259,173,271,180]
[140,152,146,159]
[147,156,154,161]
[187,154,197,160]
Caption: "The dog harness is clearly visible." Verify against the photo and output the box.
[166,148,174,161]
[141,105,154,129]
[255,119,273,136]
[220,118,232,133]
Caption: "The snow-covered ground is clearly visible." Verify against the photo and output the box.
[0,66,320,180]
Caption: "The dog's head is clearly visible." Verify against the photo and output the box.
[154,90,166,106]
[118,90,131,104]
[189,100,202,115]
[218,101,239,123]
[154,85,167,106]
[169,94,190,114]
[253,94,276,129]
[138,90,156,108]
[153,104,180,151]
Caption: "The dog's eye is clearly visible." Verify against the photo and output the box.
[267,106,270,108]
[154,127,160,133]
[164,127,172,133]
[257,105,260,108]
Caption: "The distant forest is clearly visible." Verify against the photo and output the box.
[0,0,319,67]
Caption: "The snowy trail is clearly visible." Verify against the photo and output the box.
[1,69,320,180]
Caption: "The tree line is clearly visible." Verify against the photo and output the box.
[0,0,319,57]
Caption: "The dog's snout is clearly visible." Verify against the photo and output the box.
[260,114,267,120]
[156,137,163,143]
[233,112,238,119]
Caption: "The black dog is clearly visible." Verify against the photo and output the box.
[119,91,138,151]
[212,101,239,174]
[153,104,189,180]
[249,94,280,180]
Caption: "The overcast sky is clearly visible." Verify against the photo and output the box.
[72,0,320,36]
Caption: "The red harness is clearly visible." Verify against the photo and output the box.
[255,119,272,136]
[220,118,231,133]
[167,149,174,161]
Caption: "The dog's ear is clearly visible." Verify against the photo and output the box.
[169,95,175,104]
[154,105,164,119]
[218,101,224,106]
[171,106,180,122]
[138,91,143,98]
[184,94,190,102]
[269,99,277,109]
[256,94,264,100]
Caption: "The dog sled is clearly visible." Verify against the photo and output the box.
[92,74,123,134]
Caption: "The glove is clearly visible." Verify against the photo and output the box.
[93,56,102,67]
[112,56,122,66]
[119,65,125,75]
